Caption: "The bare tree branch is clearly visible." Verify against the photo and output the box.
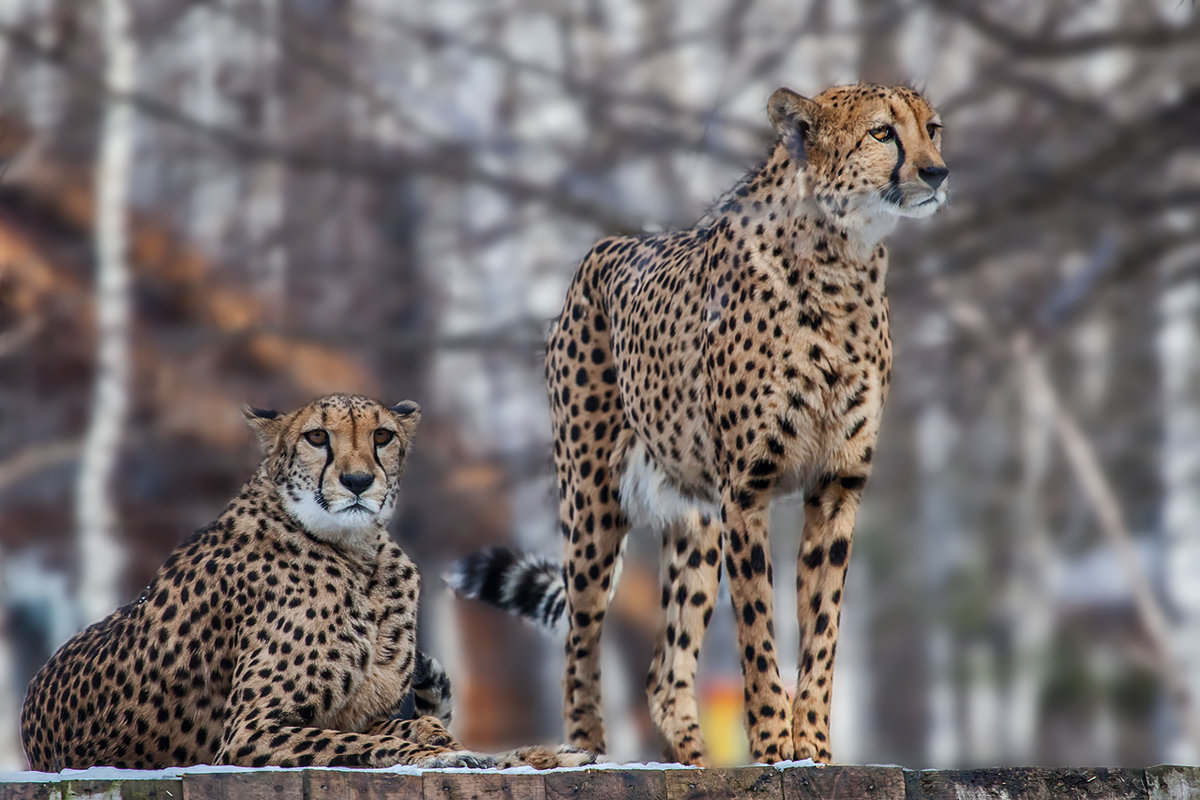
[928,0,1200,58]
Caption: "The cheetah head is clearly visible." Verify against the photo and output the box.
[769,83,948,238]
[243,394,421,547]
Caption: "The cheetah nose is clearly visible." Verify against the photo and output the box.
[339,471,374,496]
[918,165,949,190]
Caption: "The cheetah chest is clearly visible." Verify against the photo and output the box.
[308,545,420,731]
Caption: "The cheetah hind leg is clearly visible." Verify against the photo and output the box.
[647,513,721,766]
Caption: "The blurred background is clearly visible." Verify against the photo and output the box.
[1,0,1199,772]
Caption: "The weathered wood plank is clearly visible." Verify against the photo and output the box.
[306,770,422,800]
[63,779,181,800]
[781,765,905,800]
[918,768,1148,800]
[545,768,666,800]
[1145,766,1200,800]
[0,783,61,800]
[665,767,781,800]
[424,770,545,800]
[181,770,304,800]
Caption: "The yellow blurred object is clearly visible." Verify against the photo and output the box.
[699,678,750,766]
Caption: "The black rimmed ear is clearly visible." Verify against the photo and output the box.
[242,405,284,451]
[389,400,422,439]
[768,87,819,157]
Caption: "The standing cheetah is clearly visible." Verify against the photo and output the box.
[453,84,948,764]
[21,394,592,771]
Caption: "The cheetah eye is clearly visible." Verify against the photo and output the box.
[869,126,895,143]
[303,429,328,447]
[373,429,395,447]
[927,123,942,140]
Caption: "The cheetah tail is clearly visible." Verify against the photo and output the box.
[412,649,454,726]
[445,547,566,634]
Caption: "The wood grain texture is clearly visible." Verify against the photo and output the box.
[664,767,782,800]
[307,770,422,800]
[424,770,545,800]
[782,765,904,800]
[181,771,304,800]
[918,768,1148,800]
[545,768,667,800]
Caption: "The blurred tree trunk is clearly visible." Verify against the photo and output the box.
[916,394,958,766]
[249,0,287,320]
[23,0,61,132]
[1157,272,1200,763]
[1004,350,1055,762]
[75,0,135,625]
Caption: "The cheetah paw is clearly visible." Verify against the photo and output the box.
[495,744,597,769]
[417,750,497,769]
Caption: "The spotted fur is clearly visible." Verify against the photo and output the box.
[20,394,593,771]
[532,83,947,765]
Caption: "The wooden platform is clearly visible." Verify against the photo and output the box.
[1,765,1197,800]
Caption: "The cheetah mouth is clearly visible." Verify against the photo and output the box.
[892,189,945,218]
[900,191,940,209]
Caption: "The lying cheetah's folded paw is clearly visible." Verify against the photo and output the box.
[494,744,597,769]
[417,750,497,769]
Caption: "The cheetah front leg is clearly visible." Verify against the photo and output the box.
[720,484,794,763]
[366,716,496,768]
[369,717,595,769]
[647,512,722,765]
[791,473,868,763]
[217,652,488,769]
[218,708,479,769]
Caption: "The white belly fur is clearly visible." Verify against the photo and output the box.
[617,438,721,529]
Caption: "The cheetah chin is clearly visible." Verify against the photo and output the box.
[282,491,392,545]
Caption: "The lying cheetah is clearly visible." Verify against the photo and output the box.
[21,394,592,771]
[453,84,948,764]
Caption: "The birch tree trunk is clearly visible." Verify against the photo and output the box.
[1157,272,1200,764]
[75,0,135,626]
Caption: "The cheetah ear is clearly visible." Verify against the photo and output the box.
[242,405,284,451]
[768,87,818,155]
[389,400,422,439]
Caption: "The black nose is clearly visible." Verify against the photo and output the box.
[919,165,949,190]
[339,472,374,496]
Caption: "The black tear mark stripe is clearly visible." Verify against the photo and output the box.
[887,106,906,206]
[317,409,334,510]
